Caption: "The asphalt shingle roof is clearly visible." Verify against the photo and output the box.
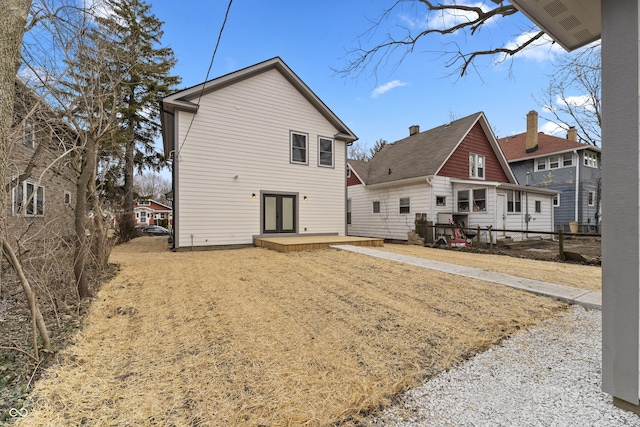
[497,132,598,161]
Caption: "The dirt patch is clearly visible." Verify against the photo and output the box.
[13,237,566,426]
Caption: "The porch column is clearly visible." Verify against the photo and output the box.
[601,0,640,412]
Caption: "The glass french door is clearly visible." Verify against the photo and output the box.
[263,194,296,233]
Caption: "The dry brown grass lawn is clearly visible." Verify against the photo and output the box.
[379,244,602,293]
[18,238,565,426]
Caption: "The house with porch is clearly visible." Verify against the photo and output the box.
[497,111,601,233]
[347,112,557,242]
[133,199,172,228]
[160,57,357,250]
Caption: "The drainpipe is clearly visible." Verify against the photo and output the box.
[574,150,580,224]
[426,176,434,226]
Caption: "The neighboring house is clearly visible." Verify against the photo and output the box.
[497,111,602,233]
[6,79,76,241]
[133,199,172,228]
[347,112,557,242]
[160,57,357,249]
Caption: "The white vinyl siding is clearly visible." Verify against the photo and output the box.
[174,69,347,247]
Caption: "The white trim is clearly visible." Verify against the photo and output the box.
[399,197,411,214]
[290,131,309,165]
[318,136,334,168]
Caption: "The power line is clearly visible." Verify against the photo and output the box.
[177,0,233,157]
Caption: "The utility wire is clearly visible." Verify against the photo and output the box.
[177,0,233,157]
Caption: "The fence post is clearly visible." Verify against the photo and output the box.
[558,229,564,261]
[488,225,493,254]
[476,225,480,249]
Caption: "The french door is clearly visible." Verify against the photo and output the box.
[263,194,296,234]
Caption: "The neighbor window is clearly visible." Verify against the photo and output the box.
[399,197,410,214]
[140,211,147,223]
[347,199,352,224]
[64,191,71,205]
[536,158,546,171]
[553,194,560,207]
[588,191,595,206]
[347,168,351,178]
[584,152,598,168]
[507,190,522,213]
[473,188,486,211]
[549,156,559,169]
[23,120,35,148]
[399,197,411,214]
[13,181,44,216]
[372,201,380,213]
[469,153,485,179]
[457,190,469,212]
[291,131,308,164]
[436,196,446,206]
[318,137,334,167]
[563,153,573,167]
[535,200,542,213]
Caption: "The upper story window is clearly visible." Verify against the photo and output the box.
[507,190,522,213]
[23,120,35,149]
[549,155,560,169]
[347,168,351,178]
[469,153,485,179]
[139,200,150,206]
[399,197,411,214]
[584,152,598,168]
[318,137,334,167]
[291,131,308,165]
[372,201,380,213]
[536,158,546,171]
[13,181,44,216]
[562,153,573,167]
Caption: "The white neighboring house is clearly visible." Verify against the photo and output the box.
[160,57,357,250]
[347,112,557,242]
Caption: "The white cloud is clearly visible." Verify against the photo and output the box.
[498,32,565,63]
[555,94,596,111]
[371,80,408,98]
[540,121,564,136]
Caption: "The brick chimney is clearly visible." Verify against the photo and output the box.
[409,125,420,136]
[526,111,539,153]
[567,126,577,141]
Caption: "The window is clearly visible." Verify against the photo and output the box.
[469,153,485,179]
[399,197,410,214]
[372,201,380,213]
[64,191,71,205]
[140,211,148,223]
[347,199,352,224]
[436,196,446,206]
[507,190,522,213]
[588,191,595,206]
[536,158,546,171]
[473,188,486,211]
[161,213,166,219]
[553,194,560,207]
[347,168,351,178]
[291,131,308,164]
[23,120,35,148]
[584,152,598,168]
[318,137,334,167]
[549,156,559,169]
[13,181,44,216]
[535,200,542,213]
[457,190,469,212]
[139,200,150,206]
[562,153,573,167]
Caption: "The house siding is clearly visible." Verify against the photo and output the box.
[174,68,347,248]
[438,123,510,182]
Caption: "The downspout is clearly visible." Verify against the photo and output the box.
[426,176,434,226]
[574,150,580,224]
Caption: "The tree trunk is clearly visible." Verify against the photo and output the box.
[74,137,96,299]
[0,0,32,293]
[119,133,136,241]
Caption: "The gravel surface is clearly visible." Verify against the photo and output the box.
[364,306,640,426]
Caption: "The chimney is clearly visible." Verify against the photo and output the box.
[525,110,539,153]
[567,126,577,141]
[409,125,420,136]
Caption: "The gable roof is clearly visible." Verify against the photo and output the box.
[498,132,600,162]
[160,57,357,157]
[348,112,515,186]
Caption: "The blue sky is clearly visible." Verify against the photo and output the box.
[150,0,571,153]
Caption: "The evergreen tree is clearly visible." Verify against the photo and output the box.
[369,139,387,159]
[94,0,180,242]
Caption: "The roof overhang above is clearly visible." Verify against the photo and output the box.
[511,0,601,51]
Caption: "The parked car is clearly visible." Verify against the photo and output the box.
[140,225,171,236]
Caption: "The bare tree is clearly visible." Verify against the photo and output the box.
[348,140,370,161]
[536,44,601,146]
[338,0,547,78]
[134,171,170,202]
